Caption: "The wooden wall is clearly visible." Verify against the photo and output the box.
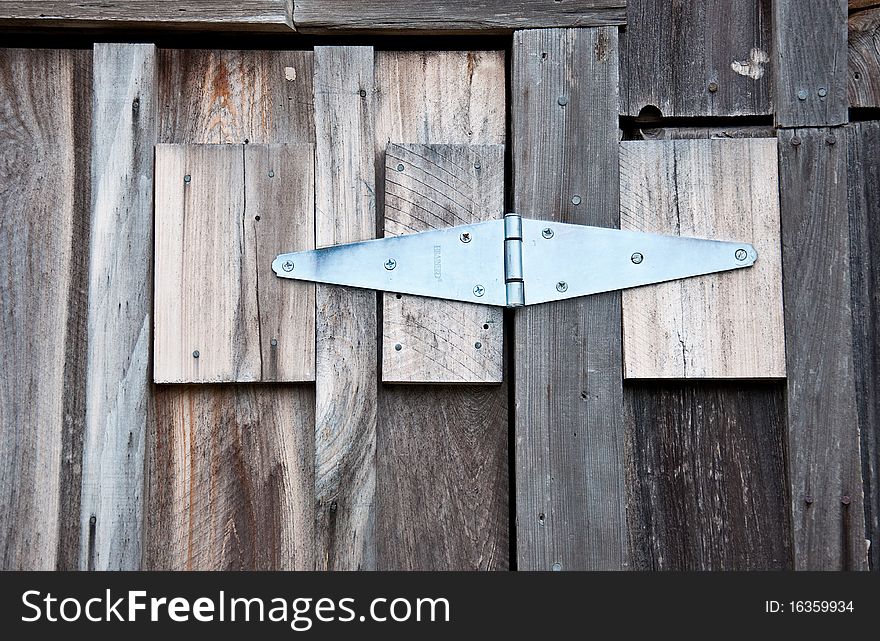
[1,0,878,572]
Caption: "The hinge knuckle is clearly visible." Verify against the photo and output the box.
[504,214,525,307]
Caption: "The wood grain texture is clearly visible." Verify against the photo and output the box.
[626,381,791,569]
[851,0,880,10]
[512,28,627,570]
[621,0,772,117]
[158,49,313,146]
[375,50,509,570]
[0,49,90,570]
[79,43,155,571]
[313,46,378,570]
[382,143,504,384]
[633,125,776,141]
[849,7,880,108]
[378,387,508,569]
[778,128,868,569]
[153,143,315,383]
[620,138,786,379]
[147,48,316,571]
[774,0,849,127]
[145,385,314,570]
[0,1,294,31]
[847,121,880,570]
[294,1,625,33]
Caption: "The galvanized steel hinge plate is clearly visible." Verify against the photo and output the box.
[272,214,757,307]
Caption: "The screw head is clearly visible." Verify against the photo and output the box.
[571,195,582,206]
[394,343,402,351]
[735,248,748,261]
[192,350,200,359]
[708,81,718,93]
[542,227,554,239]
[631,252,644,264]
[556,281,568,293]
[557,96,568,106]
[473,285,485,297]
[797,89,808,101]
[460,232,472,243]
[282,260,294,272]
[551,562,562,571]
[384,258,397,270]
[818,87,827,98]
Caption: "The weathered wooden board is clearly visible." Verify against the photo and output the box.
[633,125,776,141]
[849,7,880,108]
[313,46,378,571]
[851,1,880,10]
[153,143,315,383]
[621,0,772,117]
[79,43,155,571]
[0,49,90,570]
[147,49,316,570]
[512,28,627,570]
[294,1,626,33]
[620,138,786,379]
[375,51,509,570]
[145,385,314,570]
[778,128,867,569]
[847,121,880,570]
[774,0,849,127]
[0,1,293,31]
[626,381,791,569]
[382,143,504,384]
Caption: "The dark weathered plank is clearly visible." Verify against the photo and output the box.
[78,43,155,571]
[847,121,880,570]
[294,1,625,33]
[778,128,868,569]
[145,385,314,570]
[313,46,378,571]
[146,49,316,571]
[626,382,791,569]
[512,28,627,570]
[0,1,293,31]
[633,125,776,140]
[0,49,90,570]
[621,0,772,117]
[848,7,880,108]
[374,51,509,570]
[774,0,849,127]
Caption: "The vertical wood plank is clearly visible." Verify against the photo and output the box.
[848,7,880,108]
[512,28,627,570]
[0,49,90,570]
[773,0,849,127]
[626,381,791,569]
[778,128,867,569]
[79,43,156,571]
[313,46,378,570]
[153,142,315,383]
[620,138,786,379]
[621,0,772,117]
[375,51,509,570]
[382,143,504,384]
[847,120,880,570]
[147,49,316,570]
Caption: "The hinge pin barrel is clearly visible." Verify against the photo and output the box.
[504,213,525,307]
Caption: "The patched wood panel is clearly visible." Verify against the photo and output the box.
[849,7,880,108]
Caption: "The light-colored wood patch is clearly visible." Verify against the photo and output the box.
[620,138,785,379]
[153,143,315,383]
[382,143,504,384]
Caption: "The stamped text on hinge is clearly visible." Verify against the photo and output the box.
[272,213,757,308]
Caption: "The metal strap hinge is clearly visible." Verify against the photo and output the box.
[272,213,757,307]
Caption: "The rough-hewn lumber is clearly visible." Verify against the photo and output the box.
[626,381,791,569]
[313,46,378,571]
[375,50,509,570]
[620,138,786,379]
[512,28,627,571]
[382,143,504,384]
[294,1,625,33]
[0,1,293,31]
[621,0,772,117]
[847,121,880,570]
[848,7,880,108]
[778,128,867,569]
[774,0,849,127]
[0,49,91,570]
[146,49,316,571]
[632,125,776,141]
[79,43,155,571]
[153,143,315,383]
